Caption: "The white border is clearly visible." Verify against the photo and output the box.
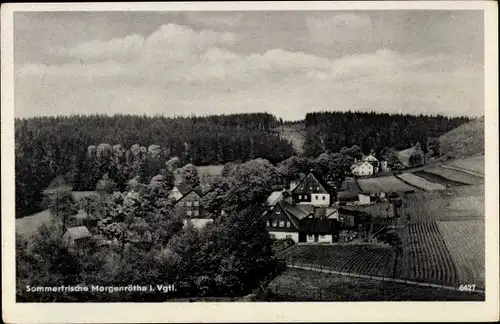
[2,2,498,323]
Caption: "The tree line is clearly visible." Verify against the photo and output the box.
[15,113,295,217]
[302,111,471,157]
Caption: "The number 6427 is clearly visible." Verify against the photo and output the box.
[459,284,476,291]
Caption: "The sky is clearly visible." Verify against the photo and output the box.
[14,10,484,121]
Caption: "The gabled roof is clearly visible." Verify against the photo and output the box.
[64,226,92,239]
[175,183,195,195]
[363,154,378,162]
[352,161,373,173]
[173,186,203,204]
[291,171,333,194]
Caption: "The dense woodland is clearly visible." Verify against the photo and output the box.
[302,111,471,157]
[15,113,294,217]
[15,111,469,217]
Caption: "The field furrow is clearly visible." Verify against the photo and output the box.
[437,220,485,289]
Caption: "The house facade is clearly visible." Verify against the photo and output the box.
[352,161,374,176]
[173,188,213,229]
[265,201,340,243]
[291,172,333,206]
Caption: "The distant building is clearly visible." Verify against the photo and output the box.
[62,226,92,249]
[291,171,334,206]
[358,193,371,205]
[351,161,374,176]
[380,160,389,172]
[173,187,213,229]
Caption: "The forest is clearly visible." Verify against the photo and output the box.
[302,111,471,157]
[15,111,469,217]
[15,113,294,217]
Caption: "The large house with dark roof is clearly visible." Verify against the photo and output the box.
[265,200,339,243]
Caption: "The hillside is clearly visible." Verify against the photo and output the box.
[439,116,484,158]
[278,123,306,155]
[302,111,471,157]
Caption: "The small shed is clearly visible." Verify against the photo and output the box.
[62,226,92,249]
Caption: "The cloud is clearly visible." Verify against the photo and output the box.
[56,23,236,62]
[15,21,483,120]
[306,13,374,46]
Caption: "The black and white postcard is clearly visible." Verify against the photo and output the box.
[1,1,498,323]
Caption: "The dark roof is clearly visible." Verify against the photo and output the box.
[276,200,313,230]
[298,217,339,234]
[176,183,194,195]
[174,186,203,204]
[291,172,333,194]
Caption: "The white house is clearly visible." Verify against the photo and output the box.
[352,161,374,176]
[358,193,371,205]
[380,160,389,172]
[291,172,333,207]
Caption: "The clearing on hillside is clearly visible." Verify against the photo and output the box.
[357,176,420,194]
[396,173,446,191]
[437,220,485,289]
[174,164,224,184]
[443,155,484,176]
[16,209,52,237]
[278,123,306,155]
[439,117,484,158]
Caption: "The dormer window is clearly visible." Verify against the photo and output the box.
[272,220,277,227]
[266,221,270,227]
[276,210,281,214]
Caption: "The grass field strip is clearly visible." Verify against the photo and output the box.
[286,264,484,294]
[439,164,484,178]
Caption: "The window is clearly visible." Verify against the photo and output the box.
[322,196,326,200]
[309,187,312,190]
[178,201,184,207]
[279,221,285,227]
[276,210,281,214]
[193,201,199,206]
[266,221,270,227]
[320,235,326,238]
[186,201,192,207]
[272,220,277,227]
[307,234,313,239]
[315,195,319,200]
[286,235,292,239]
[194,210,199,216]
[286,221,291,228]
[187,210,192,216]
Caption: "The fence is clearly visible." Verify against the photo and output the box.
[278,257,485,295]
